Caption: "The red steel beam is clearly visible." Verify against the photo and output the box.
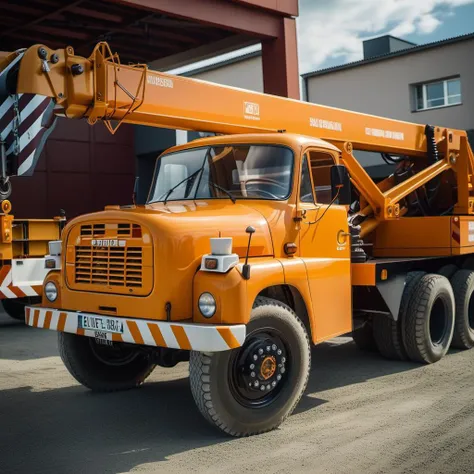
[262,17,300,99]
[107,0,282,38]
[231,0,298,16]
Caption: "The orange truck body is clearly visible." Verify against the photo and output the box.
[9,41,471,336]
[4,41,474,434]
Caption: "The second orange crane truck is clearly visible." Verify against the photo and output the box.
[0,49,64,320]
[8,42,474,436]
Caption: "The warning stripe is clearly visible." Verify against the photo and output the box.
[148,323,166,347]
[25,307,246,352]
[0,88,56,177]
[127,320,145,345]
[0,266,11,286]
[217,327,241,349]
[32,309,40,328]
[43,310,53,330]
[0,266,40,300]
[452,219,461,244]
[171,325,191,350]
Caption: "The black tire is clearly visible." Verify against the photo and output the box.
[450,269,474,350]
[189,296,311,437]
[374,271,425,360]
[58,332,155,392]
[438,264,458,280]
[403,274,455,364]
[352,321,377,352]
[373,316,406,360]
[461,257,474,270]
[2,297,41,321]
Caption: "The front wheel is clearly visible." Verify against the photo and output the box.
[58,332,155,392]
[2,297,41,321]
[189,296,311,436]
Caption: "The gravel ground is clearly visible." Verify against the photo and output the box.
[1,311,474,474]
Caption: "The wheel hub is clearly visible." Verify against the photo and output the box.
[260,356,277,380]
[238,337,287,394]
[89,339,139,366]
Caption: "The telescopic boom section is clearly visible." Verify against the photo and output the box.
[10,42,474,216]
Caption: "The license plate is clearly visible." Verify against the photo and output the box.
[78,314,124,334]
[94,332,113,346]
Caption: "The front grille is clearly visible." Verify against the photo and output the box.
[81,224,105,236]
[75,246,143,288]
[80,223,141,237]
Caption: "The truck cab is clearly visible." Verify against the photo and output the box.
[39,132,351,337]
[29,132,352,435]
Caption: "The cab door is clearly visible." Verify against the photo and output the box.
[298,149,352,342]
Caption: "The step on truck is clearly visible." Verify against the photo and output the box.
[0,50,65,320]
[9,42,474,436]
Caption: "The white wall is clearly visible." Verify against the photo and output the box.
[187,55,263,92]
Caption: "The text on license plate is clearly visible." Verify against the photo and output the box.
[78,314,124,334]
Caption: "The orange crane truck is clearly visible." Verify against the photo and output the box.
[0,50,64,320]
[9,42,474,436]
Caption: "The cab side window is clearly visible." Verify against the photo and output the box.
[299,155,314,203]
[308,151,336,204]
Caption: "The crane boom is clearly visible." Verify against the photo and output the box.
[14,43,452,156]
[3,42,474,218]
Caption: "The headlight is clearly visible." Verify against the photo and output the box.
[45,281,58,302]
[198,292,216,318]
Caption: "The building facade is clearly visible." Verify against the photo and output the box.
[303,34,474,133]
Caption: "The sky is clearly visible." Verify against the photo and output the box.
[298,0,474,73]
[169,0,474,76]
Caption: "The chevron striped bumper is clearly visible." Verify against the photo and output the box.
[25,307,246,352]
[0,264,42,299]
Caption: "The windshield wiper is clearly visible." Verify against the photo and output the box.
[162,169,201,204]
[208,181,236,204]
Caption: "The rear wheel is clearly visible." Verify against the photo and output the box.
[450,269,474,350]
[374,271,425,360]
[189,296,311,436]
[58,332,155,392]
[352,320,377,352]
[438,264,458,280]
[403,274,455,364]
[2,297,40,321]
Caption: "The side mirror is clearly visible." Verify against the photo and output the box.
[330,165,352,205]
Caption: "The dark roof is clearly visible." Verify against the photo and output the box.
[302,32,474,79]
[181,50,261,77]
[372,34,417,46]
[0,0,246,64]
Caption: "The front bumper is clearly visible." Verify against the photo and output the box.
[25,307,246,352]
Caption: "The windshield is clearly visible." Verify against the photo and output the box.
[147,145,294,203]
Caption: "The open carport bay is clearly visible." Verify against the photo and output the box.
[1,311,474,474]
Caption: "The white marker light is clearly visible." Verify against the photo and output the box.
[198,292,216,318]
[45,281,58,302]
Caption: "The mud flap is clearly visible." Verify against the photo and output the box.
[376,274,406,321]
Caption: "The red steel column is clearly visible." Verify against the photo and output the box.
[261,17,300,99]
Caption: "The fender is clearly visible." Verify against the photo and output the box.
[192,258,285,325]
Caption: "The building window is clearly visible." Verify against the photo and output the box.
[415,78,461,111]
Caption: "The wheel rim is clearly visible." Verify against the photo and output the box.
[89,339,139,366]
[429,297,449,345]
[229,328,289,408]
[468,292,474,331]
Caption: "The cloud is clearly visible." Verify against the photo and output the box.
[297,0,474,73]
